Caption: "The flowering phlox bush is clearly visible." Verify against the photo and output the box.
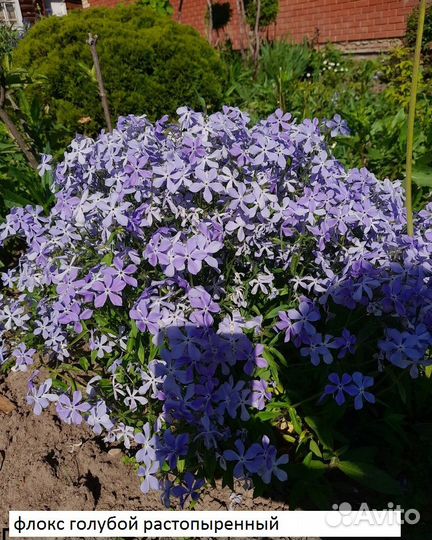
[1,107,432,505]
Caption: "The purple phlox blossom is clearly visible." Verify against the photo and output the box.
[250,379,271,410]
[99,193,131,229]
[263,450,289,483]
[325,114,351,137]
[156,430,189,469]
[214,377,245,419]
[181,135,206,164]
[225,215,254,242]
[52,266,81,297]
[105,422,135,449]
[275,311,295,343]
[124,386,148,411]
[2,269,17,288]
[334,329,357,359]
[56,390,91,425]
[243,343,268,376]
[130,298,161,335]
[26,378,57,415]
[152,160,185,193]
[0,303,30,331]
[378,328,423,371]
[249,268,274,295]
[322,373,356,406]
[38,154,53,176]
[349,372,375,410]
[87,400,114,434]
[12,343,36,372]
[249,133,278,166]
[92,275,126,308]
[381,279,408,316]
[90,333,115,358]
[138,460,160,493]
[188,166,224,203]
[223,439,264,478]
[294,118,321,153]
[172,236,208,275]
[135,422,157,463]
[104,256,138,288]
[251,435,289,484]
[188,286,220,326]
[193,415,222,449]
[350,274,380,304]
[300,333,337,366]
[124,154,149,186]
[279,298,321,344]
[194,234,223,270]
[227,183,257,215]
[167,326,203,361]
[139,360,165,397]
[172,472,205,507]
[268,108,292,131]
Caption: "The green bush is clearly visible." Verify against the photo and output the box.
[13,5,225,144]
[0,25,21,62]
[406,3,432,55]
[243,0,279,29]
[222,41,432,206]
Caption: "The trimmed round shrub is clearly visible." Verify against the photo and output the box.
[13,5,225,144]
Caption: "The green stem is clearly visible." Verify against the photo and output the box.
[405,0,427,236]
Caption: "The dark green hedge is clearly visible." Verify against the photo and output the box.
[13,5,225,142]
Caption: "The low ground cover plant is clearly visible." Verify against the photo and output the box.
[1,107,432,510]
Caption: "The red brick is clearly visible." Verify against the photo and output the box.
[85,0,418,48]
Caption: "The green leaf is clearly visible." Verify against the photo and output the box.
[264,304,290,319]
[288,406,302,435]
[412,165,432,187]
[2,189,34,207]
[255,409,280,421]
[309,439,322,458]
[101,252,114,265]
[337,460,402,495]
[305,416,334,450]
[138,342,145,363]
[79,357,90,371]
[268,346,288,367]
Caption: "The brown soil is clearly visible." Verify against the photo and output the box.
[0,372,317,539]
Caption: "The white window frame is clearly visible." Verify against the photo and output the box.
[0,0,23,26]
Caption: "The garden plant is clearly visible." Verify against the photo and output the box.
[12,5,225,145]
[1,106,432,515]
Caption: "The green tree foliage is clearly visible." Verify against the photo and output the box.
[406,3,432,56]
[13,5,225,144]
[243,0,279,29]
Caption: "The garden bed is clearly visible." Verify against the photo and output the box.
[0,371,295,531]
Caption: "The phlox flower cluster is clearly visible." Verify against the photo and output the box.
[1,106,432,503]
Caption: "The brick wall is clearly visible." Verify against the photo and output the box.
[87,0,421,51]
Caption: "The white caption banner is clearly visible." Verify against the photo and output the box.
[10,510,402,537]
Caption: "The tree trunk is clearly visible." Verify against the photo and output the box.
[87,34,113,133]
[0,86,38,170]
